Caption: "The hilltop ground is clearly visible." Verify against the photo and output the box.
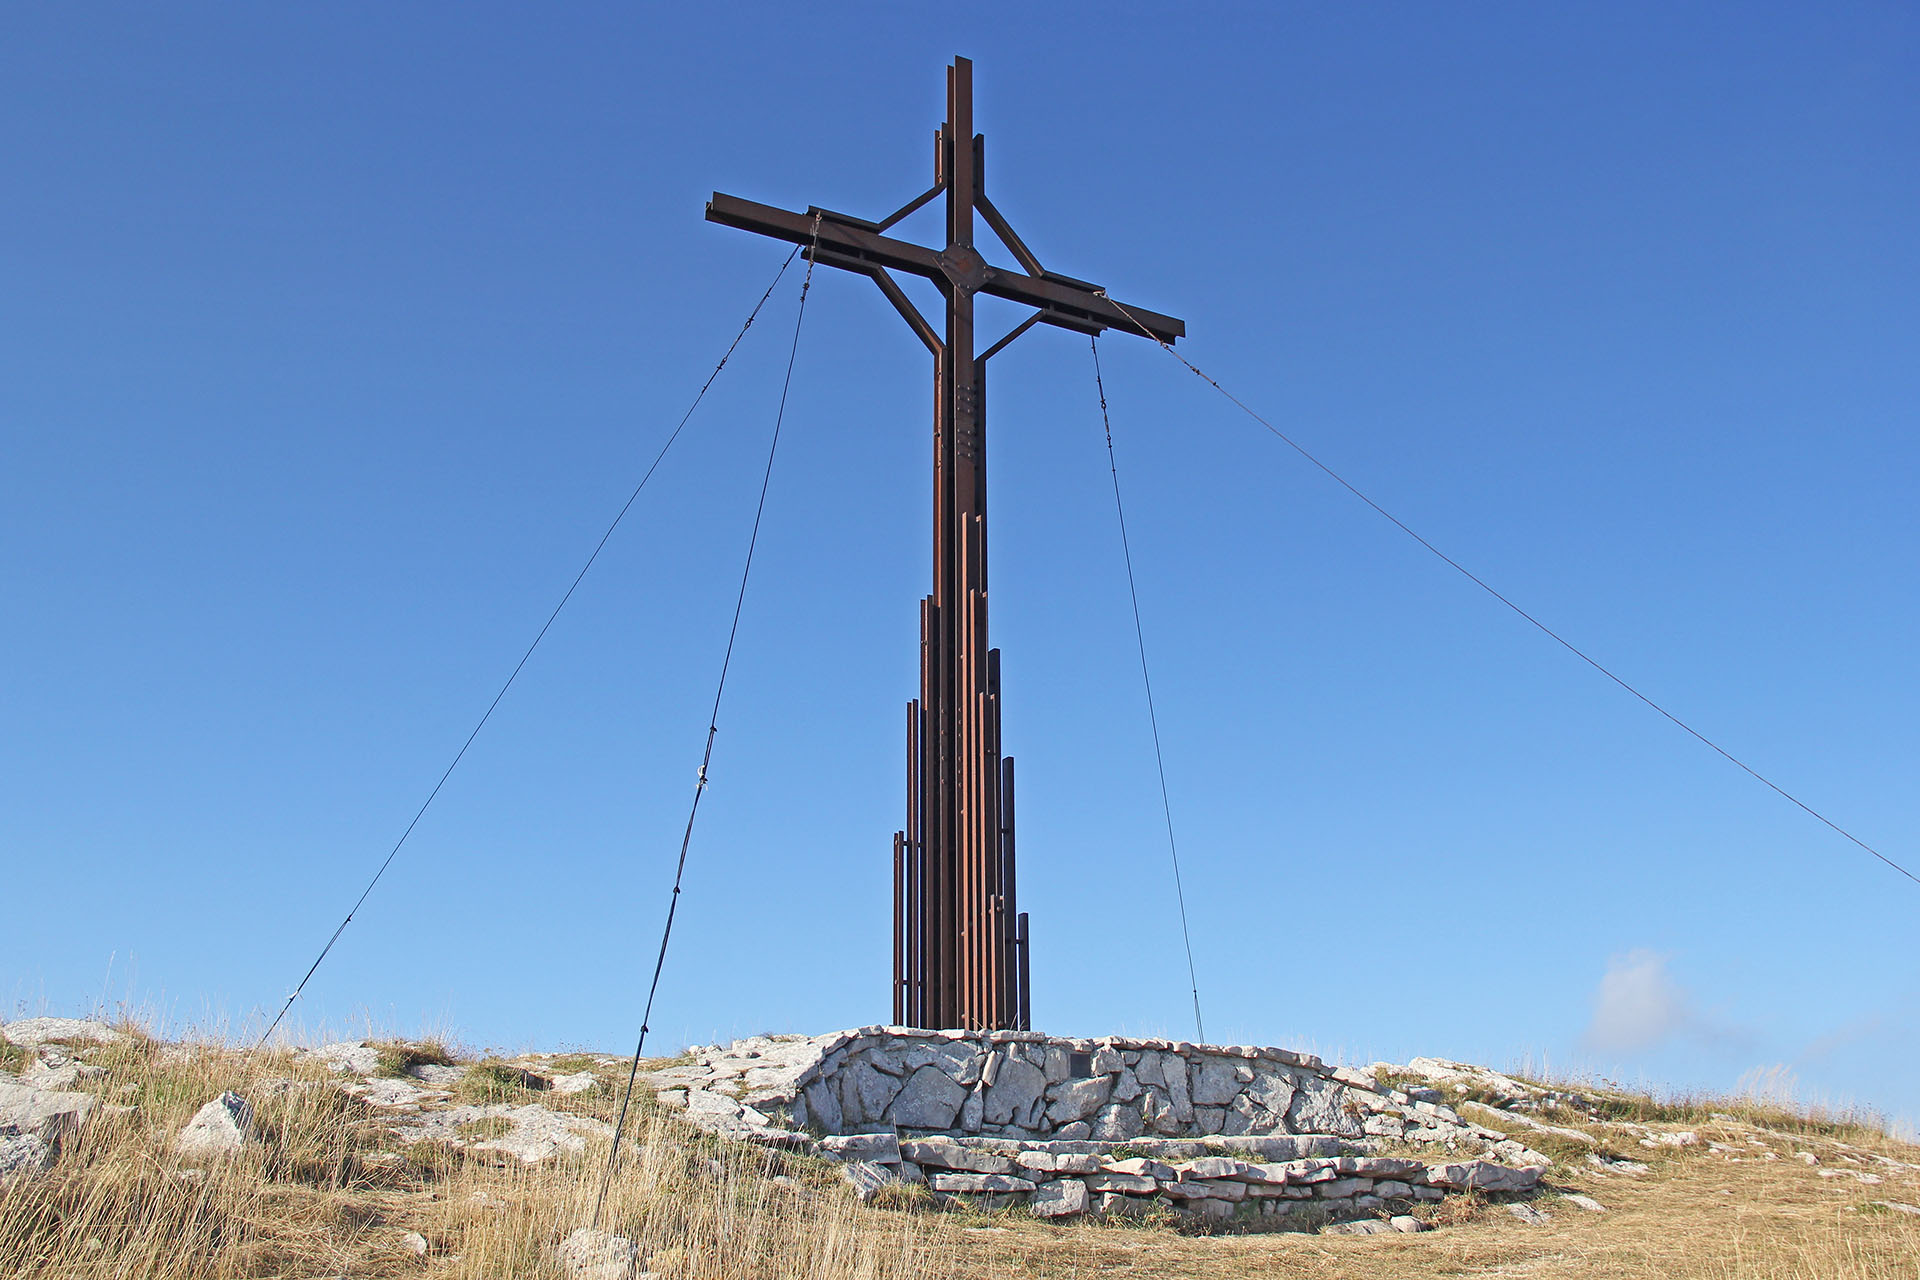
[1,1018,1915,1279]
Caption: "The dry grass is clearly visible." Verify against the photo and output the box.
[2,1026,1915,1278]
[0,1028,956,1279]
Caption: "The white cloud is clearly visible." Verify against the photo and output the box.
[1582,949,1692,1054]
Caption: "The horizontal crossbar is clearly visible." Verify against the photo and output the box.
[706,192,1185,345]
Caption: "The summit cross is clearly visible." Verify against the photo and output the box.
[706,55,1183,1031]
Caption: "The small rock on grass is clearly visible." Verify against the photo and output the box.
[1388,1215,1428,1233]
[1,1130,53,1180]
[1322,1219,1393,1236]
[400,1231,429,1257]
[1508,1202,1550,1225]
[1563,1194,1608,1212]
[1873,1201,1920,1217]
[0,1018,124,1047]
[555,1227,642,1280]
[174,1092,253,1157]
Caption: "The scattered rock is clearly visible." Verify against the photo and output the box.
[20,1049,107,1090]
[399,1231,429,1257]
[1322,1218,1393,1235]
[0,1079,96,1141]
[309,1042,381,1075]
[409,1064,467,1087]
[1388,1214,1428,1232]
[0,1129,53,1180]
[1508,1202,1550,1224]
[555,1227,640,1280]
[174,1092,254,1156]
[345,1077,448,1109]
[1872,1201,1920,1217]
[1639,1131,1698,1149]
[0,1018,125,1048]
[552,1072,599,1096]
[391,1104,611,1164]
[1563,1193,1608,1212]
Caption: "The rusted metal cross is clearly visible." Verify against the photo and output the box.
[706,56,1183,1032]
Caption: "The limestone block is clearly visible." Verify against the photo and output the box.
[1090,1048,1124,1075]
[1096,1191,1152,1218]
[1318,1177,1374,1198]
[802,1081,842,1134]
[818,1133,899,1164]
[1045,1077,1111,1124]
[927,1171,1034,1194]
[1193,1106,1226,1132]
[1030,1178,1090,1218]
[1085,1171,1157,1194]
[1179,1157,1254,1180]
[174,1092,253,1157]
[842,1160,906,1202]
[898,1138,1014,1173]
[904,1041,983,1086]
[1221,1095,1270,1136]
[1188,1198,1235,1222]
[1110,1068,1141,1103]
[1244,1067,1297,1119]
[1424,1160,1541,1193]
[1195,1178,1247,1201]
[983,1057,1046,1127]
[1090,1102,1144,1142]
[1101,1156,1177,1181]
[1286,1081,1364,1138]
[886,1067,968,1130]
[959,1088,984,1133]
[555,1227,640,1280]
[1142,1089,1182,1136]
[0,1130,52,1180]
[1189,1059,1241,1106]
[839,1061,902,1127]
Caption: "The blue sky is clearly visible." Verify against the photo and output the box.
[4,3,1915,1131]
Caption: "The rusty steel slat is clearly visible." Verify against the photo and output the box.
[1016,912,1031,1031]
[892,832,905,1025]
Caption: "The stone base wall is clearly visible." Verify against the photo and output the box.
[650,1029,1551,1229]
[650,1027,1542,1158]
[820,1133,1541,1228]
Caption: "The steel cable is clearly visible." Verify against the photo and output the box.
[250,248,803,1054]
[1090,335,1206,1044]
[592,217,822,1228]
[1095,294,1920,891]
